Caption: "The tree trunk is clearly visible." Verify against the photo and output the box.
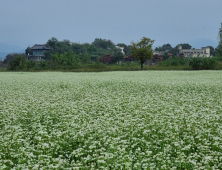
[141,60,143,69]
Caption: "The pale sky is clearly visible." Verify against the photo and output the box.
[0,0,222,53]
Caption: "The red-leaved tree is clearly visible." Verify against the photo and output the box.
[152,54,164,62]
[99,54,113,64]
[124,55,135,62]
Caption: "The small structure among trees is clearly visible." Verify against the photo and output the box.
[27,44,52,61]
[167,53,173,58]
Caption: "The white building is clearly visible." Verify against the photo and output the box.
[153,50,167,55]
[108,40,125,55]
[115,46,125,55]
[178,46,210,57]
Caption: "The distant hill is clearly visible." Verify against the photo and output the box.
[0,52,7,61]
[0,43,25,60]
[154,38,218,50]
[186,38,218,49]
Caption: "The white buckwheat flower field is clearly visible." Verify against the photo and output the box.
[0,71,222,169]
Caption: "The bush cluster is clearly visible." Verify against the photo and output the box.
[4,53,222,71]
[8,56,36,71]
[189,57,218,70]
[159,57,189,66]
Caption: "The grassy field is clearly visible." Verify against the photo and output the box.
[0,71,222,169]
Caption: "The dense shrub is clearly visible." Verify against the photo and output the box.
[121,61,139,67]
[3,53,26,64]
[189,57,202,70]
[39,61,48,68]
[83,62,107,69]
[189,57,218,70]
[26,60,36,70]
[8,56,36,71]
[8,56,27,70]
[159,56,188,66]
[216,44,222,57]
[201,57,218,70]
[52,52,80,68]
[216,55,222,61]
[172,57,188,66]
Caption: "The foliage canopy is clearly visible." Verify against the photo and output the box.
[216,23,222,56]
[131,37,154,69]
[8,56,36,71]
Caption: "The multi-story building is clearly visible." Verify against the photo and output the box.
[178,46,210,57]
[27,44,52,61]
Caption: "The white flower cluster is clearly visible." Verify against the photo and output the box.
[0,71,222,169]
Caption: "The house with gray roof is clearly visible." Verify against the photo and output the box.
[27,44,52,61]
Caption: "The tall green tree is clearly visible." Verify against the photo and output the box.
[208,46,216,56]
[155,43,173,52]
[113,51,124,63]
[4,53,26,63]
[52,52,79,68]
[47,37,58,49]
[131,37,154,69]
[92,38,113,49]
[216,23,222,56]
[80,52,91,64]
[8,56,27,70]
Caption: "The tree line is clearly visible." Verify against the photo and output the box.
[33,37,132,62]
[2,22,222,71]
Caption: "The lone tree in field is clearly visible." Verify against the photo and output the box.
[131,37,154,69]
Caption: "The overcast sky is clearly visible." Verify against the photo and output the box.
[0,0,222,50]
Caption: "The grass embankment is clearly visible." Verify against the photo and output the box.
[2,61,222,72]
[0,64,191,72]
[64,65,189,72]
[49,61,222,72]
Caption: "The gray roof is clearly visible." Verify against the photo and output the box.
[30,44,52,50]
